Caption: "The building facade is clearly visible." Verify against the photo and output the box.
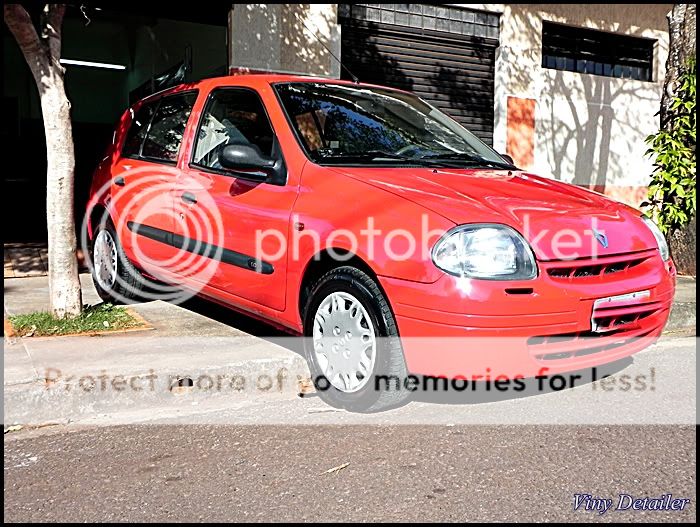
[3,4,672,242]
[229,3,672,208]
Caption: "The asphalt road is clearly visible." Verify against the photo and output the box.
[4,424,695,522]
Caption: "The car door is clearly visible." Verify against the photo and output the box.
[174,87,297,312]
[112,91,198,278]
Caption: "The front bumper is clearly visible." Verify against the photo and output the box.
[379,249,676,379]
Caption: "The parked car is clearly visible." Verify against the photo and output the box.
[86,74,676,411]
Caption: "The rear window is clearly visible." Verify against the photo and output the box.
[122,102,156,157]
[141,92,198,163]
[122,91,198,163]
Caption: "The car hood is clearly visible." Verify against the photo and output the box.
[328,166,657,260]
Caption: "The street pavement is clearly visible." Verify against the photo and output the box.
[4,424,696,522]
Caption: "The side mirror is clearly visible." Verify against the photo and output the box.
[219,143,275,182]
[500,153,515,165]
[218,139,287,185]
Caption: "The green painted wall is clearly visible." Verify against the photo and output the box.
[2,12,227,241]
[4,15,226,125]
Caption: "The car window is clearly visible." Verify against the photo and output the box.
[275,82,506,167]
[192,89,274,170]
[122,102,157,157]
[141,92,198,163]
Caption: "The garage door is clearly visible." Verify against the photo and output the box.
[339,4,500,145]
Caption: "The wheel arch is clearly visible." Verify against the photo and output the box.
[298,248,393,325]
[87,203,110,240]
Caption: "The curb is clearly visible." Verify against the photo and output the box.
[3,297,695,427]
[666,302,696,332]
[4,354,311,426]
[4,317,16,337]
[3,308,153,340]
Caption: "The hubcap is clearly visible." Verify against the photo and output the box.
[93,230,118,290]
[312,291,377,393]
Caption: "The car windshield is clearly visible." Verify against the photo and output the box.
[274,82,512,169]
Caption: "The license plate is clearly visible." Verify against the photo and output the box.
[591,289,651,332]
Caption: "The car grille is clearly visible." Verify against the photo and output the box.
[590,299,662,333]
[528,327,660,361]
[546,254,650,280]
[527,288,671,363]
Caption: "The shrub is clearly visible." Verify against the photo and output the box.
[643,58,696,234]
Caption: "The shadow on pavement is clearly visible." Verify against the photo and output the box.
[168,293,637,408]
[179,295,297,339]
[408,357,633,406]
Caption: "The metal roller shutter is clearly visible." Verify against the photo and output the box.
[339,4,500,145]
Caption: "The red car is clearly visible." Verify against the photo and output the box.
[86,74,676,411]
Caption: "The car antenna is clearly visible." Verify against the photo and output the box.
[296,14,360,84]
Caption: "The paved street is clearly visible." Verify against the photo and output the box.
[4,424,695,522]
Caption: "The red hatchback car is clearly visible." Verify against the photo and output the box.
[86,74,676,411]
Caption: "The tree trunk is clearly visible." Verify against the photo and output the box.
[43,77,83,318]
[661,4,696,130]
[662,4,697,275]
[4,4,83,317]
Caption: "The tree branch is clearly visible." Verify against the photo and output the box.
[42,3,65,62]
[4,4,43,55]
[4,4,50,80]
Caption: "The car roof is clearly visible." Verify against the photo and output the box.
[135,73,412,106]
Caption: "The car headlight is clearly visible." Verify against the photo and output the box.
[642,216,670,261]
[432,224,538,279]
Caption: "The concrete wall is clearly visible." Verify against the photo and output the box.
[229,4,341,78]
[464,3,671,208]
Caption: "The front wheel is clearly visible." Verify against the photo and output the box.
[303,266,411,413]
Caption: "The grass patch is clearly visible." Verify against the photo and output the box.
[8,303,143,337]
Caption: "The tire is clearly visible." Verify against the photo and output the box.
[302,266,411,413]
[90,216,146,303]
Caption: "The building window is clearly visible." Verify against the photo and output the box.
[542,21,655,82]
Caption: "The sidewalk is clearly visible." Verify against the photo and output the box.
[3,273,696,425]
[4,243,49,278]
[4,274,309,425]
[4,243,88,278]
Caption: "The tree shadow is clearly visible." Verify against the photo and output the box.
[429,62,496,146]
[338,14,414,90]
[501,5,669,202]
[231,4,342,78]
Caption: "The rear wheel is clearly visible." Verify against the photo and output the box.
[303,266,411,412]
[90,217,146,303]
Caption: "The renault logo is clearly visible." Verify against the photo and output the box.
[593,229,609,248]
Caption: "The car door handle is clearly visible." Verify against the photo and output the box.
[114,176,125,186]
[181,192,197,205]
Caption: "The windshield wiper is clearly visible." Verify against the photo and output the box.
[420,152,516,170]
[313,150,512,169]
[314,150,436,165]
